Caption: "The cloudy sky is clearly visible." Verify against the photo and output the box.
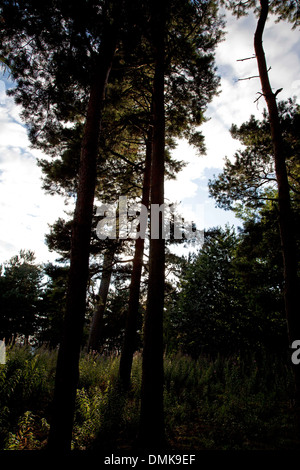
[0,8,299,265]
[166,8,300,231]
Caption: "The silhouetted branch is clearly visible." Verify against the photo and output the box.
[238,66,271,82]
[237,55,256,61]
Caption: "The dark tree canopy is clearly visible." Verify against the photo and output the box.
[0,251,43,343]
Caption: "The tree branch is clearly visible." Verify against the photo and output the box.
[238,66,271,82]
[237,55,256,61]
[254,92,264,103]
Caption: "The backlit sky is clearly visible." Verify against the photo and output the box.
[0,8,299,264]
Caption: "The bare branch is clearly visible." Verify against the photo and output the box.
[238,66,271,82]
[254,92,264,104]
[237,55,256,62]
[238,74,260,82]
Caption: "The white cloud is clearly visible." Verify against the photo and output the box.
[0,115,29,149]
[292,79,300,98]
[0,97,70,264]
[165,140,201,202]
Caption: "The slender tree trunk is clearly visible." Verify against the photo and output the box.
[137,0,166,449]
[118,133,152,391]
[254,0,300,426]
[47,36,117,452]
[88,246,115,352]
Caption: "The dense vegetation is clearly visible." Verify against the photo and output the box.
[0,0,300,452]
[0,346,299,451]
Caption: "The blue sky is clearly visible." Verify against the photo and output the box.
[0,8,299,264]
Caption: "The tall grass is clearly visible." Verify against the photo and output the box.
[0,345,298,450]
[163,352,297,450]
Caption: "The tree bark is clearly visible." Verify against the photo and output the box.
[118,132,152,391]
[88,246,116,352]
[254,0,300,427]
[47,35,117,452]
[137,0,166,449]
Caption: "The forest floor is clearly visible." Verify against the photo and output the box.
[1,346,300,451]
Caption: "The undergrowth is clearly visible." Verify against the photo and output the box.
[0,345,298,450]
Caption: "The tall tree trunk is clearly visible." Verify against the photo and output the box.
[254,0,300,427]
[47,36,117,452]
[137,0,166,449]
[88,246,116,352]
[118,133,152,391]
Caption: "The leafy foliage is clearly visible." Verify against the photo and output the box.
[165,225,287,357]
[0,251,43,343]
[222,0,300,28]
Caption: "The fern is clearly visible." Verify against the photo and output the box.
[5,411,49,450]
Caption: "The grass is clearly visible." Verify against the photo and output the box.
[0,345,299,450]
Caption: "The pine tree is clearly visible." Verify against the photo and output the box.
[118,133,152,390]
[137,0,166,448]
[0,0,223,449]
[48,13,120,452]
[219,0,300,429]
